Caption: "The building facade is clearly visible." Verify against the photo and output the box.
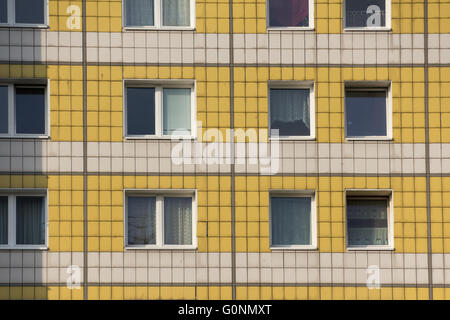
[0,0,450,300]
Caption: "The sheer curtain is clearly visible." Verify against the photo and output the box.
[270,89,310,136]
[0,197,7,245]
[163,0,190,26]
[347,199,388,246]
[164,197,192,245]
[126,0,154,26]
[16,197,45,245]
[127,197,156,245]
[163,88,191,135]
[271,197,311,246]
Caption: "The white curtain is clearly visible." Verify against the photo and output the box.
[347,199,388,246]
[163,88,191,135]
[0,197,7,245]
[163,0,190,26]
[271,197,311,246]
[164,197,192,245]
[270,89,310,127]
[16,197,45,245]
[126,0,154,26]
[128,197,156,245]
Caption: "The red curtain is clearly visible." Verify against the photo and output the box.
[270,0,309,27]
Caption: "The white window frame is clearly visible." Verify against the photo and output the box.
[268,81,315,141]
[123,80,196,140]
[0,81,50,139]
[269,190,317,250]
[124,189,197,250]
[122,0,196,30]
[344,81,392,141]
[343,0,391,31]
[0,0,48,28]
[345,189,394,251]
[0,189,48,250]
[266,0,314,31]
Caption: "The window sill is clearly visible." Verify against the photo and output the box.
[0,135,50,139]
[0,246,48,250]
[124,136,196,141]
[270,245,318,251]
[0,24,49,29]
[346,246,394,251]
[123,27,196,31]
[125,246,197,250]
[267,27,315,32]
[343,27,392,32]
[269,136,315,141]
[345,137,393,141]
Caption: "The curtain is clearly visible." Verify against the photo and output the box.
[16,197,45,245]
[272,197,311,246]
[163,88,191,135]
[125,0,154,26]
[164,197,192,245]
[0,86,8,134]
[128,197,156,245]
[347,199,388,246]
[270,89,310,136]
[0,197,7,245]
[269,0,309,27]
[163,0,190,26]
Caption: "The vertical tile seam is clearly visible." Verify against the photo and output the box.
[82,0,88,300]
[229,0,236,301]
[424,0,433,301]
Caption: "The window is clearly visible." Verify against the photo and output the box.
[345,84,391,140]
[0,83,48,137]
[0,192,47,249]
[125,191,197,249]
[125,82,195,138]
[267,0,314,29]
[270,192,316,249]
[0,0,47,26]
[344,0,390,29]
[123,0,194,28]
[346,190,393,250]
[269,82,315,139]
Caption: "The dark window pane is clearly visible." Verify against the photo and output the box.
[0,86,8,134]
[0,197,7,245]
[15,0,45,24]
[0,0,7,23]
[268,0,309,27]
[271,197,311,246]
[345,0,385,27]
[125,0,154,26]
[346,90,387,137]
[127,197,156,245]
[347,198,388,246]
[164,197,192,245]
[15,87,46,135]
[270,88,310,136]
[126,87,155,135]
[16,196,45,245]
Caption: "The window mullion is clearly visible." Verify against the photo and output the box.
[9,0,14,25]
[156,196,163,246]
[155,0,161,28]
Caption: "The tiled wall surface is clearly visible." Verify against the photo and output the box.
[0,0,450,300]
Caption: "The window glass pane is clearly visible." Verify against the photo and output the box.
[347,198,388,246]
[345,0,386,27]
[164,197,192,245]
[16,196,45,245]
[127,197,156,245]
[126,87,155,135]
[268,0,309,27]
[15,87,46,135]
[163,0,190,26]
[271,197,311,246]
[125,0,154,26]
[270,88,310,136]
[0,86,8,134]
[346,90,387,137]
[15,0,45,24]
[163,88,191,135]
[0,0,7,23]
[0,197,7,245]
